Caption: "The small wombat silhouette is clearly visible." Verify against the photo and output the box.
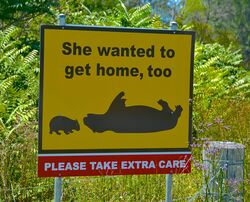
[49,116,80,135]
[84,92,183,133]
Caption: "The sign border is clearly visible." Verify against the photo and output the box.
[39,25,195,154]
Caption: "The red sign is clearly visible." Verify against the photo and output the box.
[38,153,191,177]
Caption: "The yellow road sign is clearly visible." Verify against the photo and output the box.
[39,25,195,153]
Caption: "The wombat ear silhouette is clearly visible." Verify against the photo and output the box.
[49,116,80,135]
[84,91,183,133]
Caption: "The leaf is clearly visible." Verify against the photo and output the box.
[0,75,18,96]
[119,0,129,18]
[0,118,5,132]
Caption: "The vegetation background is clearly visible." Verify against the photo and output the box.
[0,0,249,201]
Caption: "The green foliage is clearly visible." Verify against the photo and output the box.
[59,0,119,12]
[59,1,163,28]
[180,0,250,67]
[194,43,249,101]
[0,0,58,51]
[193,42,249,138]
[0,26,41,201]
[0,0,58,29]
[0,26,38,124]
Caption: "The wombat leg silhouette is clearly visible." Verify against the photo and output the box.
[50,130,60,135]
[175,105,182,110]
[107,91,126,113]
[158,99,173,114]
[65,129,75,134]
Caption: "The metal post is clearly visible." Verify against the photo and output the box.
[170,21,178,31]
[165,21,177,202]
[54,177,62,202]
[53,14,65,202]
[166,174,172,202]
[58,14,66,26]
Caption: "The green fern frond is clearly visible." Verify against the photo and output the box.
[0,26,18,49]
[0,48,18,64]
[129,3,152,25]
[5,122,23,140]
[195,56,219,70]
[149,16,162,28]
[24,50,38,66]
[22,50,39,74]
[232,73,250,96]
[17,107,37,122]
[5,105,20,125]
[80,3,91,15]
[0,46,29,66]
[118,0,129,18]
[180,24,194,31]
[0,75,18,96]
[1,41,16,54]
[6,101,37,124]
[0,118,6,132]
[135,16,152,27]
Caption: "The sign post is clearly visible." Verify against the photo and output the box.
[166,174,172,202]
[39,22,195,178]
[165,21,179,202]
[54,176,62,202]
[53,14,66,202]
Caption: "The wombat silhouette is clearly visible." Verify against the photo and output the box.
[49,116,80,135]
[84,92,183,133]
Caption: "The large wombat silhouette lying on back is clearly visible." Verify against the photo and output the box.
[84,92,183,133]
